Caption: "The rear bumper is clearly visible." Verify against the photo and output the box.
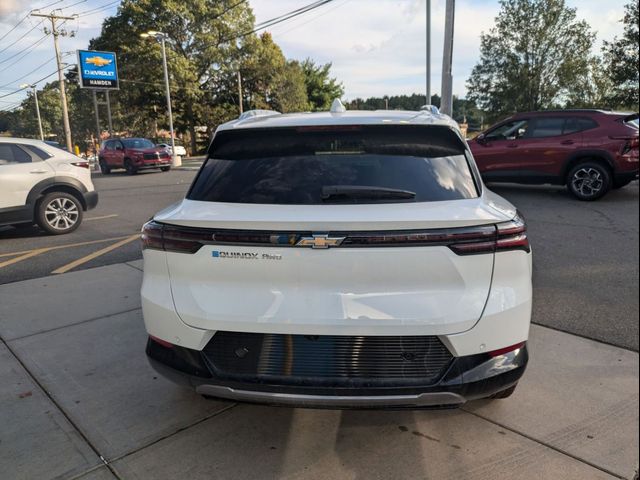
[146,337,528,409]
[136,159,171,169]
[614,170,639,184]
[83,191,98,210]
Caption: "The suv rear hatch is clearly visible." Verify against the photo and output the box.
[149,125,519,336]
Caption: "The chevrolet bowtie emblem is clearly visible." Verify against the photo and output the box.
[85,56,112,67]
[296,234,345,249]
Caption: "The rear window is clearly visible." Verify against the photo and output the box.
[188,125,478,205]
[122,138,154,149]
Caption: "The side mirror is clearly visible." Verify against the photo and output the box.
[476,134,487,145]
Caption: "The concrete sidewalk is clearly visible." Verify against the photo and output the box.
[0,262,638,480]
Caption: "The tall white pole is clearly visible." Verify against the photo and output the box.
[33,87,44,140]
[160,35,179,166]
[441,0,455,116]
[426,0,431,106]
[237,70,243,114]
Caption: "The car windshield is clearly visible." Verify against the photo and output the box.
[188,125,479,205]
[122,138,155,149]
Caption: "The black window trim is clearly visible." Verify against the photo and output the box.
[484,118,530,141]
[526,116,599,139]
[0,142,38,164]
[186,125,480,203]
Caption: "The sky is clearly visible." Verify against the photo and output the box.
[0,0,630,111]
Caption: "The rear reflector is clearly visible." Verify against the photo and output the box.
[488,342,526,357]
[141,212,530,256]
[149,335,174,349]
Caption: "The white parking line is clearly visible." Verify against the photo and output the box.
[85,214,119,221]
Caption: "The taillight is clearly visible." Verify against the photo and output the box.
[141,215,531,256]
[449,213,530,255]
[141,220,164,250]
[141,220,210,253]
[612,135,639,154]
[496,213,530,253]
[621,137,639,154]
[71,161,90,169]
[149,335,174,349]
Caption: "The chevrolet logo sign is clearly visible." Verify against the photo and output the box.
[85,56,112,67]
[296,234,345,249]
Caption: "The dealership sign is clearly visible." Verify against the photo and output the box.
[77,50,119,89]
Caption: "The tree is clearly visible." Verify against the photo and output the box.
[466,0,596,118]
[300,59,344,110]
[89,0,257,152]
[237,33,308,112]
[343,93,485,131]
[602,1,639,109]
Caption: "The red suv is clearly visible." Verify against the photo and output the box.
[469,110,639,200]
[99,138,172,175]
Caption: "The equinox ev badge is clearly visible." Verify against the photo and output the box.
[296,234,346,249]
[212,251,282,260]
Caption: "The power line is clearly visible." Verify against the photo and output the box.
[0,101,23,112]
[58,0,88,10]
[254,0,332,29]
[219,0,336,44]
[76,0,120,17]
[34,0,67,11]
[211,0,248,21]
[0,56,58,91]
[0,0,65,44]
[0,65,72,100]
[0,13,31,43]
[0,20,44,55]
[0,33,51,67]
[272,0,351,37]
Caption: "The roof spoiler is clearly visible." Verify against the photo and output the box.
[238,109,281,121]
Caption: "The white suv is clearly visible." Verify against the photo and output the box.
[141,103,532,408]
[0,138,98,234]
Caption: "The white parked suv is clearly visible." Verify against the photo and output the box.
[0,138,98,234]
[141,102,532,408]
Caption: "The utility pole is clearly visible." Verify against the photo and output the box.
[426,0,431,106]
[105,90,113,135]
[440,0,455,116]
[21,84,44,140]
[32,11,75,152]
[237,70,243,115]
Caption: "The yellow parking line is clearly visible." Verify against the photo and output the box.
[51,234,140,274]
[0,248,49,269]
[85,214,119,221]
[0,235,134,259]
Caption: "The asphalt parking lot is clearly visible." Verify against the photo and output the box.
[1,170,637,351]
[0,170,637,479]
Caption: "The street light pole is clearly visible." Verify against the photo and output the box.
[22,84,44,140]
[426,0,431,106]
[141,31,180,167]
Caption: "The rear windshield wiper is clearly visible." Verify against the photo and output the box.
[321,185,416,202]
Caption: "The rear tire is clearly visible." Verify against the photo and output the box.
[99,158,110,174]
[124,159,138,175]
[566,161,611,201]
[488,384,517,399]
[36,192,83,235]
